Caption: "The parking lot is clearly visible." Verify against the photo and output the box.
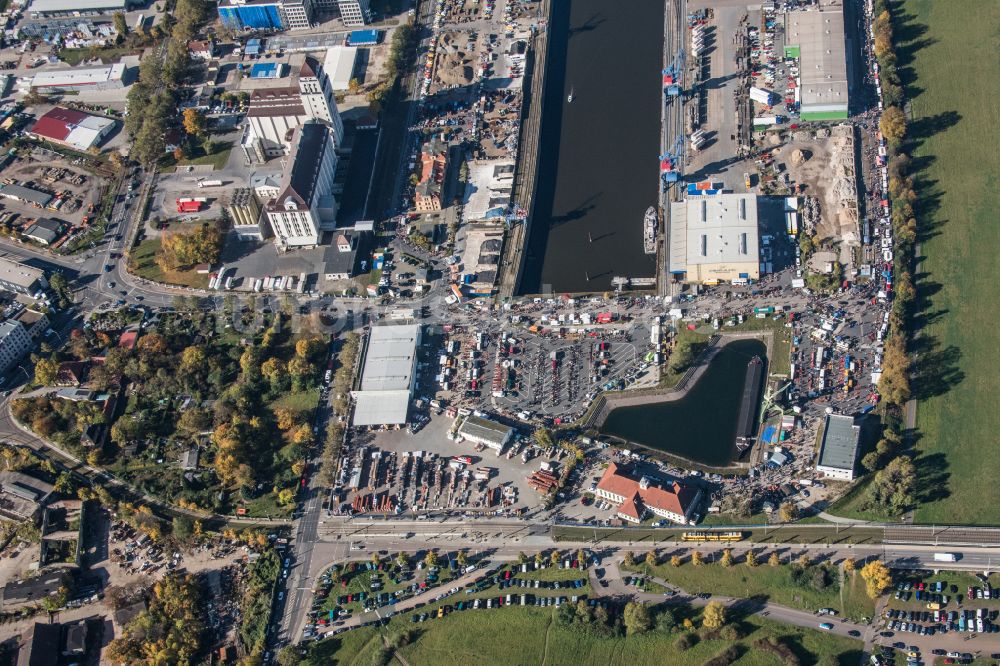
[335,412,552,517]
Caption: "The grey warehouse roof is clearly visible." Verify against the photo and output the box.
[352,323,421,426]
[817,414,860,471]
[0,257,44,288]
[458,415,512,445]
[358,323,420,392]
[785,5,849,111]
[30,0,126,12]
[0,184,52,207]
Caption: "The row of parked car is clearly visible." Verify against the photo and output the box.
[491,576,587,591]
[883,606,998,636]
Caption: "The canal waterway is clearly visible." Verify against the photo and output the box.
[599,339,768,467]
[518,0,663,295]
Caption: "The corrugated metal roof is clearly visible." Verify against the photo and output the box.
[818,414,860,471]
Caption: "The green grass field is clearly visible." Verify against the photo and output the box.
[308,606,863,666]
[895,1,1000,523]
[270,388,321,413]
[625,560,874,621]
[129,239,210,289]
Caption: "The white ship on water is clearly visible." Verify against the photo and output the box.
[643,206,657,254]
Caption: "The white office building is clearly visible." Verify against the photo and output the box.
[337,0,370,26]
[263,123,338,248]
[280,0,314,29]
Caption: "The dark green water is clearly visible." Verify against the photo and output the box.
[519,0,662,294]
[600,339,767,466]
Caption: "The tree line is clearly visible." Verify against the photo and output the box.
[125,0,211,166]
[859,0,920,517]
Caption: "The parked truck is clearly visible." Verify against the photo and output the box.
[176,197,207,213]
[197,179,224,188]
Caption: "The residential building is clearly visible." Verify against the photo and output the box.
[337,0,370,26]
[0,257,48,296]
[594,463,701,525]
[816,413,861,480]
[413,138,448,213]
[18,63,128,93]
[243,55,343,162]
[456,414,513,453]
[669,193,762,283]
[0,320,32,374]
[0,471,54,522]
[351,323,421,426]
[227,187,266,240]
[10,308,49,339]
[29,107,116,152]
[187,39,218,60]
[263,122,338,248]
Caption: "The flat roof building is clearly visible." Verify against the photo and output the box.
[456,414,513,453]
[351,324,421,426]
[816,413,861,480]
[669,193,761,283]
[322,46,358,91]
[0,321,33,376]
[463,160,514,222]
[29,106,116,152]
[784,1,850,121]
[338,0,371,27]
[19,63,127,92]
[348,28,380,45]
[227,188,266,241]
[29,0,131,17]
[0,257,48,296]
[219,0,284,31]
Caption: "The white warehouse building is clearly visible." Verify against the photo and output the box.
[815,413,861,480]
[669,193,762,284]
[351,324,422,427]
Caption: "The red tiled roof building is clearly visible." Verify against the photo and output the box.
[595,462,701,525]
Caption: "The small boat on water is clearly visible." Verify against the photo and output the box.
[567,86,574,103]
[643,206,657,254]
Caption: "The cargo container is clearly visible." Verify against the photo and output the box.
[176,197,207,213]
